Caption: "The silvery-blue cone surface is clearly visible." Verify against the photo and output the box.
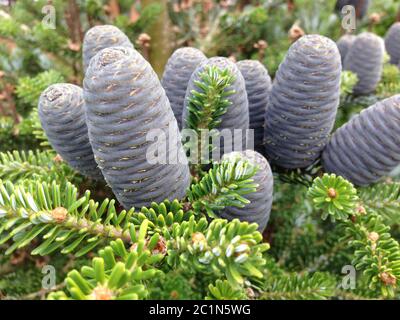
[336,34,356,65]
[82,25,133,72]
[264,34,341,169]
[161,47,207,130]
[384,22,400,65]
[182,57,249,159]
[237,60,271,154]
[323,94,400,187]
[343,32,384,95]
[219,150,273,232]
[38,83,103,180]
[84,46,191,209]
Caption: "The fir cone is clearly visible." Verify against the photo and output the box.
[336,34,356,64]
[264,35,341,169]
[322,94,400,186]
[219,150,273,231]
[384,22,400,65]
[335,0,370,19]
[236,60,271,153]
[182,57,249,157]
[343,32,384,95]
[38,84,102,180]
[82,25,133,72]
[84,46,191,209]
[161,47,207,130]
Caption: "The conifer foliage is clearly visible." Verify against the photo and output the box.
[1,1,400,301]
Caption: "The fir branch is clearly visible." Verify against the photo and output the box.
[309,174,400,297]
[344,211,400,298]
[358,182,400,225]
[260,272,336,300]
[29,108,51,149]
[376,63,400,98]
[274,159,321,187]
[187,155,258,218]
[185,65,235,131]
[48,220,164,300]
[166,217,269,287]
[0,150,75,183]
[183,65,235,167]
[340,70,358,97]
[206,279,247,300]
[15,70,64,108]
[0,179,135,257]
[308,173,358,221]
[131,199,196,232]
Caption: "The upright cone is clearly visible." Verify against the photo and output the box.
[84,46,191,209]
[38,84,102,180]
[343,32,384,94]
[264,35,341,169]
[161,47,207,129]
[82,25,133,72]
[237,60,271,154]
[323,94,400,186]
[336,34,355,64]
[182,57,249,157]
[384,22,400,65]
[219,150,273,231]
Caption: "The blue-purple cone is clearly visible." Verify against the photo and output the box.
[82,25,133,73]
[323,94,400,186]
[384,22,400,65]
[84,46,191,209]
[237,60,271,154]
[182,57,249,158]
[161,47,207,130]
[38,84,103,180]
[264,35,341,169]
[343,32,384,95]
[337,34,356,65]
[219,150,273,231]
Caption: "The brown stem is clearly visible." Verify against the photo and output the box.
[141,0,173,77]
[65,0,83,43]
[65,0,83,80]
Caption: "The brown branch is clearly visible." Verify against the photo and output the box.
[65,0,83,44]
